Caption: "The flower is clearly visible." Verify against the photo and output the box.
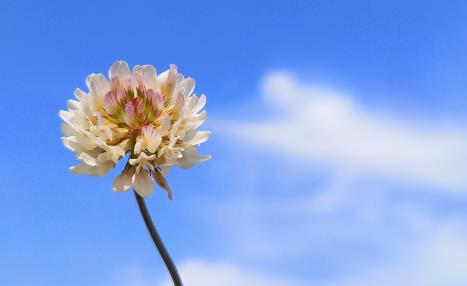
[60,61,210,198]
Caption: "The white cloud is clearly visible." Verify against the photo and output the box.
[110,259,300,286]
[210,190,467,286]
[161,259,301,286]
[109,218,467,286]
[217,72,467,189]
[328,222,467,286]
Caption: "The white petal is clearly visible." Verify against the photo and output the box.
[109,60,131,80]
[74,133,98,150]
[147,133,162,153]
[86,73,109,97]
[62,136,85,153]
[70,163,93,175]
[182,78,195,97]
[59,110,73,124]
[158,115,170,136]
[134,140,142,154]
[187,110,207,129]
[176,73,185,83]
[67,99,81,110]
[144,154,158,161]
[132,171,154,197]
[153,169,173,200]
[177,153,211,169]
[157,70,169,86]
[78,152,98,166]
[129,157,140,165]
[60,122,79,137]
[74,88,87,100]
[188,131,210,145]
[69,162,113,176]
[113,171,133,192]
[192,94,206,113]
[160,166,171,177]
[133,65,157,90]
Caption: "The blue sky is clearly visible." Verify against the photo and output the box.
[1,0,467,285]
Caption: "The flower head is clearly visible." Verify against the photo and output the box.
[60,61,210,198]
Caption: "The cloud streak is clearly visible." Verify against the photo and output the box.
[217,72,467,189]
[110,259,301,286]
[161,259,301,286]
[328,221,467,286]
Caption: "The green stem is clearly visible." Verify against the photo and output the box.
[134,191,183,286]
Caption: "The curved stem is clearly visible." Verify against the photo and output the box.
[134,191,183,286]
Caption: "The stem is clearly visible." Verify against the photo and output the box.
[134,191,183,286]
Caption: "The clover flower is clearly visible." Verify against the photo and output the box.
[60,61,210,198]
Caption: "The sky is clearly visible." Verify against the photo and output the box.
[1,0,467,285]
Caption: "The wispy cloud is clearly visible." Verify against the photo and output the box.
[328,221,467,286]
[210,189,467,286]
[161,259,301,286]
[216,72,467,189]
[113,194,467,286]
[206,72,467,284]
[111,259,301,286]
